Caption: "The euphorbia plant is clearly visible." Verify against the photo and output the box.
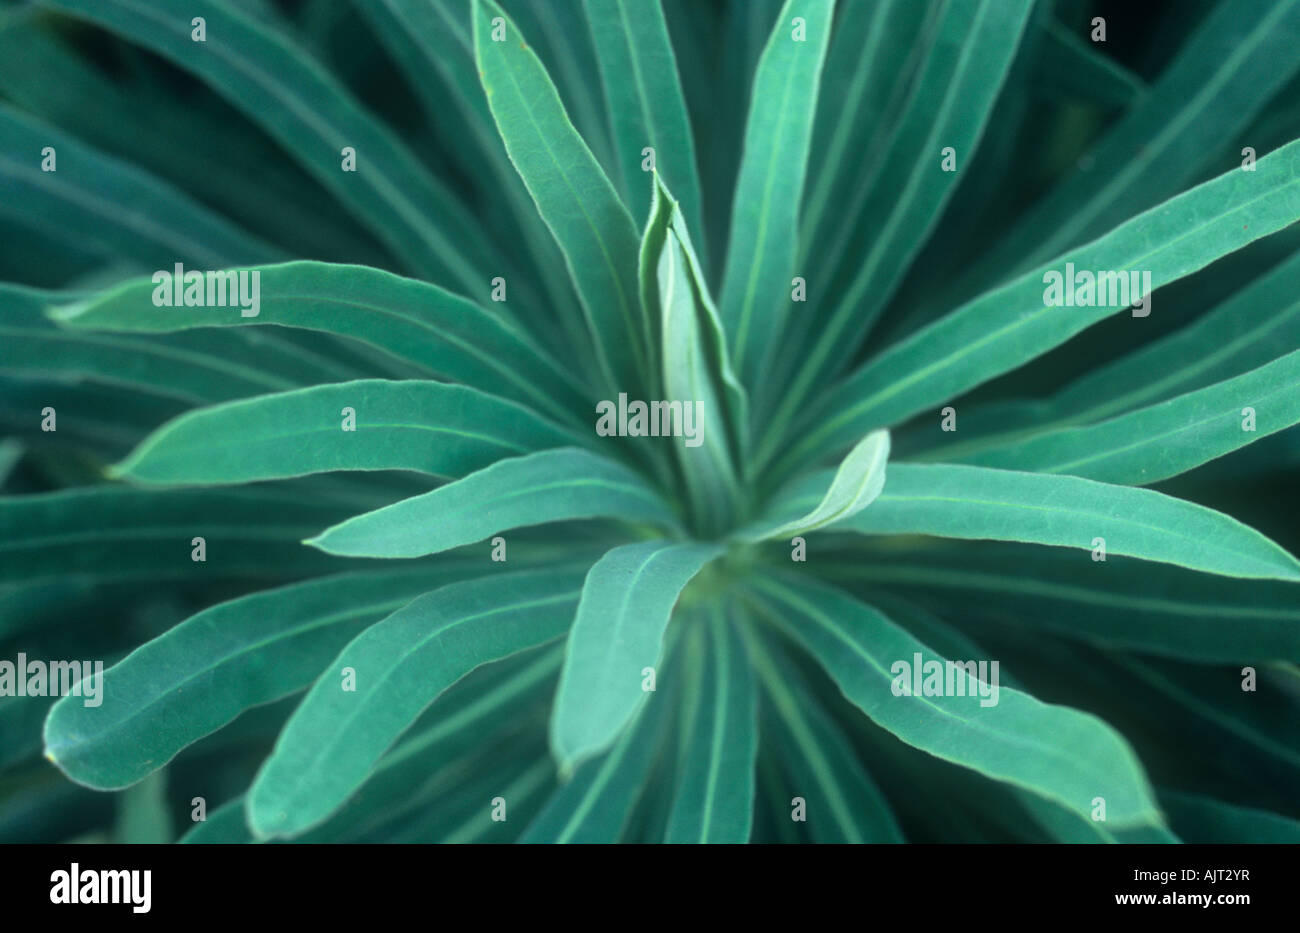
[2,0,1299,843]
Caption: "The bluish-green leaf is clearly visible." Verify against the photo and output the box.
[780,137,1300,477]
[0,103,279,269]
[112,379,579,485]
[744,623,904,843]
[719,0,833,391]
[40,0,498,288]
[307,447,675,558]
[522,677,674,843]
[969,0,1300,284]
[663,605,757,843]
[959,349,1300,484]
[248,567,586,838]
[474,0,644,390]
[43,567,479,789]
[786,463,1300,581]
[584,0,705,247]
[0,486,357,585]
[48,261,586,425]
[745,429,889,540]
[818,541,1300,662]
[746,574,1164,827]
[550,539,722,771]
[769,0,1032,427]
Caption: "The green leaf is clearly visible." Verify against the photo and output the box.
[768,0,1033,426]
[819,540,1300,662]
[779,137,1300,477]
[958,349,1300,484]
[0,10,383,265]
[800,0,938,270]
[378,741,553,843]
[0,103,279,269]
[247,567,586,838]
[1110,653,1300,772]
[522,675,675,843]
[306,447,676,558]
[2,280,386,406]
[663,605,757,843]
[657,223,741,533]
[642,174,749,451]
[502,0,618,179]
[39,0,498,288]
[48,261,586,426]
[743,623,904,843]
[43,568,471,789]
[719,0,833,391]
[583,0,704,245]
[550,539,722,771]
[113,770,171,843]
[1160,789,1300,843]
[296,642,561,843]
[0,486,357,585]
[355,0,587,347]
[746,574,1164,827]
[473,0,645,390]
[917,249,1300,463]
[812,463,1300,581]
[1017,791,1178,844]
[969,0,1300,284]
[111,379,579,485]
[744,429,889,540]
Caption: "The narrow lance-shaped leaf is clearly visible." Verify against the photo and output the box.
[643,175,750,451]
[522,682,675,843]
[0,314,293,407]
[663,606,758,843]
[355,0,588,350]
[958,348,1300,484]
[967,0,1300,286]
[307,447,677,559]
[550,539,723,771]
[473,0,645,391]
[778,137,1300,477]
[818,540,1300,662]
[112,379,581,486]
[583,0,705,250]
[658,225,740,534]
[742,429,889,541]
[0,11,385,266]
[915,248,1300,463]
[41,563,527,790]
[743,620,904,843]
[48,260,587,427]
[767,0,1032,428]
[502,0,619,177]
[800,0,938,269]
[0,103,279,269]
[1159,790,1300,844]
[0,485,359,585]
[39,0,500,289]
[295,642,563,843]
[746,574,1165,827]
[248,567,587,838]
[719,0,833,392]
[804,462,1300,582]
